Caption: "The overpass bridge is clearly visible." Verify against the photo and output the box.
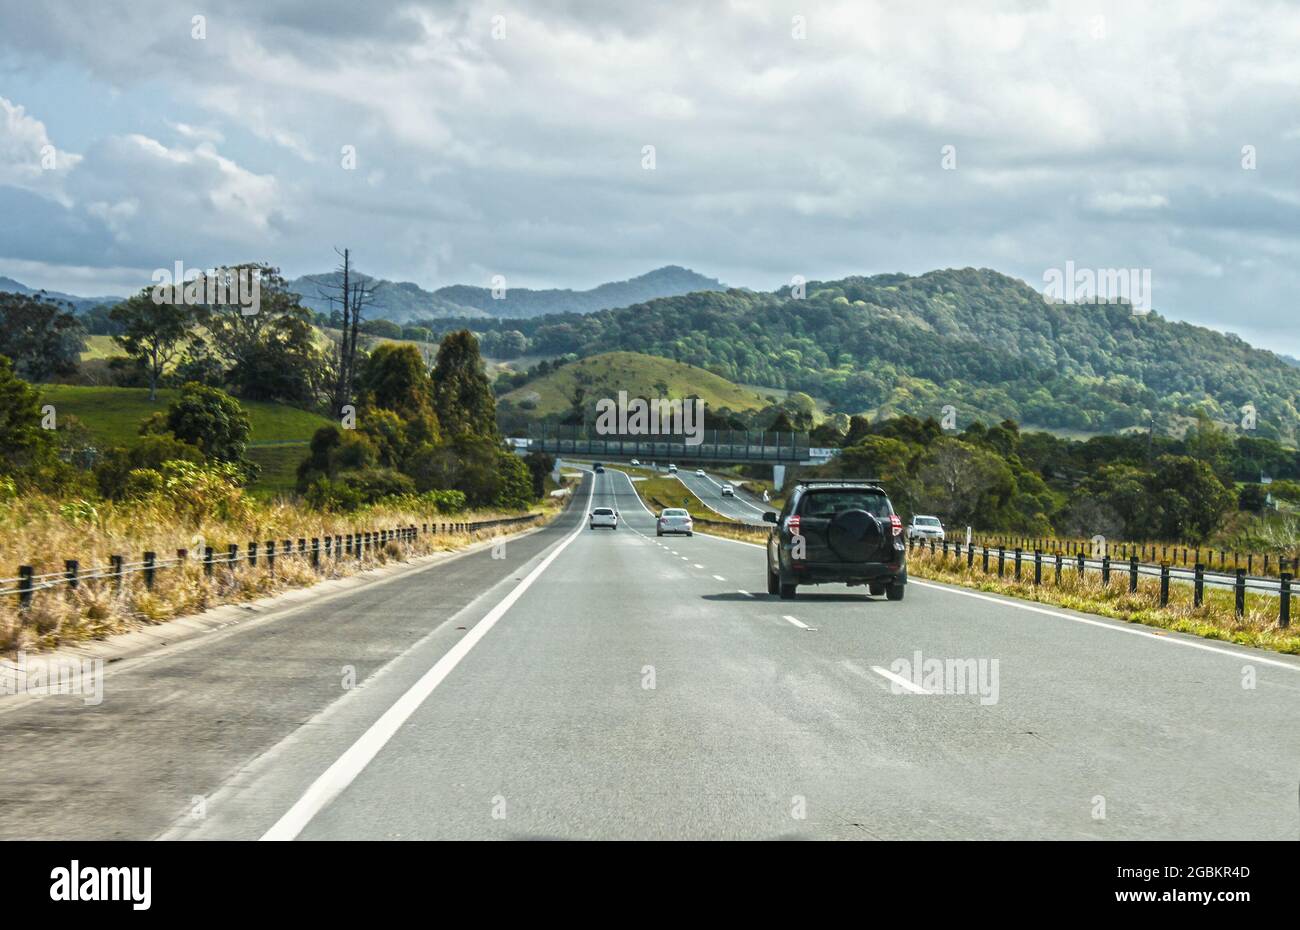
[514,425,833,484]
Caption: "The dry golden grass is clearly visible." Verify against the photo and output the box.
[908,546,1300,655]
[0,491,560,654]
[689,524,1299,655]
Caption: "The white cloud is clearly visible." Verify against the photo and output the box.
[0,96,81,205]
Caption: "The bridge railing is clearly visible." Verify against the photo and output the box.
[523,426,810,462]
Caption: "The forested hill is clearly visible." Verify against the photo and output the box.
[431,268,1300,442]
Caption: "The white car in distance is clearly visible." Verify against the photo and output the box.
[589,507,619,530]
[720,484,735,497]
[907,515,945,542]
[656,508,693,537]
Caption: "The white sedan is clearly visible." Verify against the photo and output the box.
[656,508,693,537]
[720,484,735,497]
[589,507,619,530]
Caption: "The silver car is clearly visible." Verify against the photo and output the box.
[589,507,619,530]
[656,508,693,537]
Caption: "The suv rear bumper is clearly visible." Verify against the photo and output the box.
[783,558,906,585]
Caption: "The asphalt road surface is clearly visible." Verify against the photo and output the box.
[673,468,771,523]
[4,469,1299,840]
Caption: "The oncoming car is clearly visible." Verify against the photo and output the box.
[906,515,945,542]
[589,507,619,530]
[763,479,906,601]
[656,508,693,537]
[695,469,706,477]
[720,484,735,497]
[667,464,678,474]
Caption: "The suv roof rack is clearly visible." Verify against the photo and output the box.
[795,478,885,487]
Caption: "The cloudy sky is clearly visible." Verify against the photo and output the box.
[1,0,1298,352]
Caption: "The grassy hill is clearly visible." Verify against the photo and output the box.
[39,385,332,495]
[499,351,772,415]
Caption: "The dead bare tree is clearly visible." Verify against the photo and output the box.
[318,247,382,417]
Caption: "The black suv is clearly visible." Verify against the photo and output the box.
[762,479,907,601]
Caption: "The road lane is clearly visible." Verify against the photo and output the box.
[673,469,769,523]
[0,487,589,840]
[284,468,1300,840]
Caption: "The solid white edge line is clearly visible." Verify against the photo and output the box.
[907,579,1300,672]
[871,665,930,694]
[260,473,596,841]
[690,531,1300,672]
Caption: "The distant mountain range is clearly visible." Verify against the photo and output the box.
[286,264,725,323]
[0,265,727,325]
[0,276,125,314]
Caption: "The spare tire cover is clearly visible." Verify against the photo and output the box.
[827,509,883,561]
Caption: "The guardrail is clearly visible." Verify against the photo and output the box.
[972,534,1298,578]
[2,513,543,610]
[909,536,1292,628]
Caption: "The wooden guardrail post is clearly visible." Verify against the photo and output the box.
[1054,553,1062,586]
[65,559,79,591]
[1234,569,1246,617]
[266,540,276,575]
[143,551,156,591]
[111,554,124,593]
[204,546,215,578]
[1101,555,1111,587]
[1129,555,1138,593]
[1193,563,1204,607]
[18,565,33,610]
[248,541,258,567]
[1033,550,1042,586]
[1280,573,1291,629]
[1159,564,1170,607]
[227,543,239,574]
[997,546,1005,578]
[1014,547,1022,582]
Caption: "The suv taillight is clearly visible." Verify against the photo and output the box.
[787,515,801,534]
[890,514,902,537]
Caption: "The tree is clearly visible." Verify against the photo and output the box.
[317,248,382,417]
[110,290,190,401]
[0,292,86,383]
[164,382,253,466]
[524,450,555,498]
[358,343,435,420]
[192,264,325,406]
[1145,454,1234,541]
[1238,483,1268,512]
[0,355,56,476]
[916,437,1014,528]
[431,330,497,439]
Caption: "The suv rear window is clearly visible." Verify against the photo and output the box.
[592,508,614,515]
[800,490,892,519]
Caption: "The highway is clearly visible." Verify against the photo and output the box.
[673,468,771,523]
[3,469,1298,840]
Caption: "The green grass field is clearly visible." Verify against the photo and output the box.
[39,385,331,495]
[501,351,773,415]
